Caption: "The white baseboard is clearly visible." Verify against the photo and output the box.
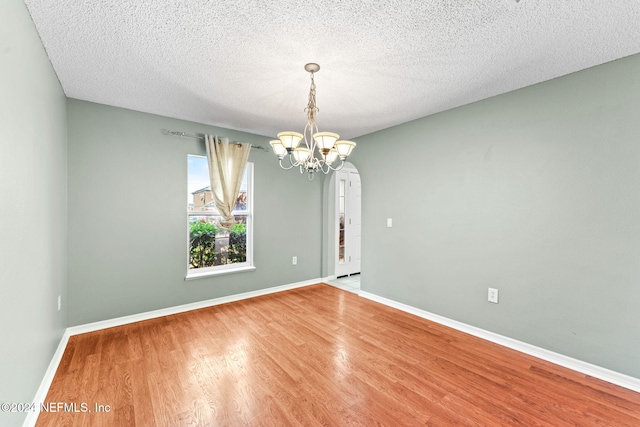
[22,329,71,427]
[68,278,321,336]
[24,278,321,427]
[359,291,640,394]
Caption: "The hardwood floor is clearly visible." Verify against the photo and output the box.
[36,284,640,426]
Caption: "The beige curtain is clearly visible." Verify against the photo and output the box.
[205,135,251,230]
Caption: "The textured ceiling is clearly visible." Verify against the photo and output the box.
[24,0,640,140]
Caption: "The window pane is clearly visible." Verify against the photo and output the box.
[188,155,216,213]
[228,220,247,264]
[188,216,219,269]
[188,155,248,213]
[188,215,247,269]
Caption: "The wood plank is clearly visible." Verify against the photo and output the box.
[36,284,640,426]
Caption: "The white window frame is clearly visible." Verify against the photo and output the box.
[186,158,254,280]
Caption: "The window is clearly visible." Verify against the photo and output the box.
[187,155,254,278]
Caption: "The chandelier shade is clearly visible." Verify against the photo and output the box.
[269,140,287,159]
[293,147,311,163]
[313,132,340,151]
[324,148,339,165]
[277,131,303,150]
[270,63,356,180]
[335,140,357,159]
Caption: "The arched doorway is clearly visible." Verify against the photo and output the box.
[334,165,361,277]
[323,162,361,288]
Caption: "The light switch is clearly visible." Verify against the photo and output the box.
[488,288,499,304]
[387,218,393,228]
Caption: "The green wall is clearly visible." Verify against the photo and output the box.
[66,100,323,326]
[0,1,68,426]
[352,54,640,378]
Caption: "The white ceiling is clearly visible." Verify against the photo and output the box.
[24,0,640,140]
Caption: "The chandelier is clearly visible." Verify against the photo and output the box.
[269,63,356,180]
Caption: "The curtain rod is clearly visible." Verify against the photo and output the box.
[161,129,269,152]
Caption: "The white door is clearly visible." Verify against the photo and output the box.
[335,169,361,277]
[349,171,361,274]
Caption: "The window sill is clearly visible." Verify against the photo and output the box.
[185,265,256,281]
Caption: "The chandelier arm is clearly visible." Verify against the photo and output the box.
[278,157,295,170]
[317,160,330,175]
[288,153,302,168]
[327,159,345,171]
[302,120,317,150]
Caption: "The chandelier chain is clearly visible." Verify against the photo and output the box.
[305,72,318,125]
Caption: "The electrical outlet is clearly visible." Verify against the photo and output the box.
[57,295,61,311]
[292,256,297,265]
[488,288,499,304]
